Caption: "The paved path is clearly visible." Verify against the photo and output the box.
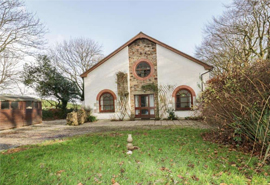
[0,119,212,151]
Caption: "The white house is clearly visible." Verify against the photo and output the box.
[81,32,212,120]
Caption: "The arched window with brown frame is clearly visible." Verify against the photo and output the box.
[99,92,115,112]
[175,89,193,110]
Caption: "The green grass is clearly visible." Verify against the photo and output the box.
[1,128,269,185]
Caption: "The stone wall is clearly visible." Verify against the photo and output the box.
[128,38,158,118]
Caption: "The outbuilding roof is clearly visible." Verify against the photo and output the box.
[80,32,213,78]
[0,95,40,102]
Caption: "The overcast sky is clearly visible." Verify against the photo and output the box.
[24,0,233,57]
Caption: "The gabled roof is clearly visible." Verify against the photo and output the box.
[80,32,213,77]
[0,95,40,102]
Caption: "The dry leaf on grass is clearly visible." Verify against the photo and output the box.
[111,179,120,185]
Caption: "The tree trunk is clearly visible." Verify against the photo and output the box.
[81,78,84,101]
[267,26,270,61]
[61,100,68,111]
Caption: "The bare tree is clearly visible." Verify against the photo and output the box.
[0,52,20,91]
[0,0,46,91]
[50,38,104,100]
[195,0,270,75]
[0,0,45,55]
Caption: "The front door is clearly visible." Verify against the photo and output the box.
[135,94,155,118]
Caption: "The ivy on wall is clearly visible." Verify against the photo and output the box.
[141,83,158,92]
[115,71,130,120]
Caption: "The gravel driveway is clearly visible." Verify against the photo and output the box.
[0,119,212,151]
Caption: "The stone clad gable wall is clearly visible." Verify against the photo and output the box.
[128,38,158,118]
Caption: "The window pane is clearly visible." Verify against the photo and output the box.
[141,109,149,115]
[135,96,139,107]
[180,97,189,102]
[149,95,154,107]
[135,109,140,115]
[1,101,9,109]
[26,102,33,109]
[104,100,111,106]
[141,96,148,107]
[180,103,189,108]
[150,109,154,115]
[11,102,19,109]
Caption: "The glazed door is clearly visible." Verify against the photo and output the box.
[135,94,155,118]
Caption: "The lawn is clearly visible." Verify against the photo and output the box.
[1,128,269,185]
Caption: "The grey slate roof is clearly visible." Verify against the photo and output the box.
[0,95,40,102]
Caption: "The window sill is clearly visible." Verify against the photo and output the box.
[175,109,194,111]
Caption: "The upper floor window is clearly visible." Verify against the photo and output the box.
[99,93,115,112]
[175,89,193,110]
[135,61,151,78]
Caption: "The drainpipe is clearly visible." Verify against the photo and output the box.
[81,77,85,102]
[200,69,212,92]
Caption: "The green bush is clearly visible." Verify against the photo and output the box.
[42,109,54,120]
[42,109,74,120]
[201,60,270,163]
[87,115,97,122]
[167,108,177,120]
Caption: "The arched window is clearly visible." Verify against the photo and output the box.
[99,93,115,112]
[175,89,193,110]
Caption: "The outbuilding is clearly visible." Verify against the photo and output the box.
[0,95,42,130]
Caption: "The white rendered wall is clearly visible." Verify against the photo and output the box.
[84,47,130,119]
[157,44,210,118]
